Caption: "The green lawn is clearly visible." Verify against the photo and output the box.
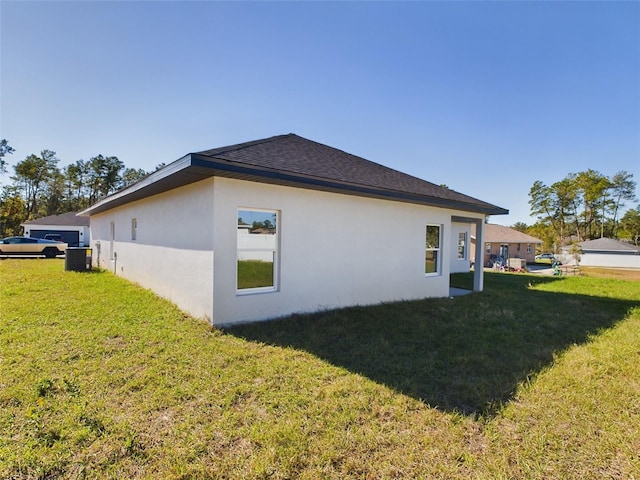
[237,259,274,289]
[1,260,639,479]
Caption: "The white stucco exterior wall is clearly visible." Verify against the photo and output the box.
[578,253,640,268]
[88,176,486,326]
[211,177,479,325]
[88,180,215,322]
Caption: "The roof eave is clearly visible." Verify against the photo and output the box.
[192,154,508,215]
[78,155,195,216]
[80,153,508,217]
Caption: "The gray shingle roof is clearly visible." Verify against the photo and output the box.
[472,223,543,244]
[196,134,507,214]
[81,134,508,216]
[22,212,89,227]
[579,238,640,254]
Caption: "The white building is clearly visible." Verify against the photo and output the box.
[562,238,640,268]
[22,212,90,247]
[80,134,507,325]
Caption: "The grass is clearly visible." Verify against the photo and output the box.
[581,266,640,281]
[1,259,639,479]
[237,259,274,289]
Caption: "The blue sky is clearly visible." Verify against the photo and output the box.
[1,1,639,226]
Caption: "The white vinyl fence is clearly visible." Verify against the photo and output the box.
[578,253,640,268]
[237,232,276,262]
[557,252,640,268]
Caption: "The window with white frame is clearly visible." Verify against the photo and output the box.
[486,242,491,254]
[527,244,532,253]
[237,209,279,293]
[457,232,467,260]
[131,218,137,241]
[425,225,441,275]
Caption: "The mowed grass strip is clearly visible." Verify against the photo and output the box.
[1,259,639,479]
[581,266,640,281]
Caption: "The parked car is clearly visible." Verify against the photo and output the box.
[534,253,560,264]
[0,236,68,258]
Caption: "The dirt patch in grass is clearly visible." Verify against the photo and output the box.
[581,266,640,281]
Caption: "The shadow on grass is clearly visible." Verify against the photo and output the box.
[225,273,638,417]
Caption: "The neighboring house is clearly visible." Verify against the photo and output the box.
[21,212,90,247]
[562,238,640,268]
[79,134,507,325]
[470,223,543,266]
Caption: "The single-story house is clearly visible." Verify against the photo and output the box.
[470,223,543,266]
[22,212,90,247]
[562,238,640,268]
[79,134,507,325]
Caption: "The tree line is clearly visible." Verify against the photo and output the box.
[2,139,639,249]
[0,139,159,237]
[515,169,639,251]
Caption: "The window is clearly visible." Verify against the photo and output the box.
[237,209,279,293]
[517,243,521,252]
[131,218,137,241]
[425,225,441,275]
[485,242,491,254]
[457,232,467,260]
[527,244,532,253]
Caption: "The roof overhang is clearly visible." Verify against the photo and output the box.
[80,154,509,217]
[582,248,639,255]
